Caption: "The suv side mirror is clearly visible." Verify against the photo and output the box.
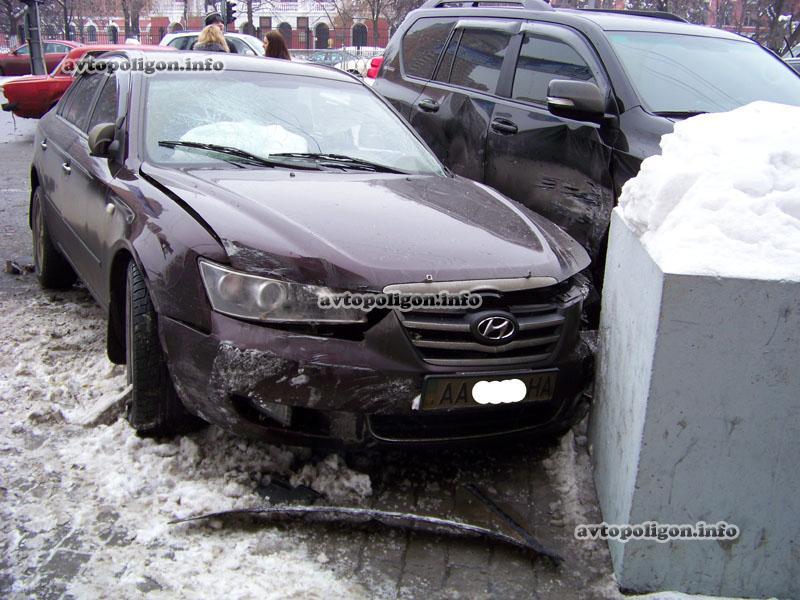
[547,80,606,124]
[88,122,116,157]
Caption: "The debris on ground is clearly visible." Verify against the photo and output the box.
[172,505,563,563]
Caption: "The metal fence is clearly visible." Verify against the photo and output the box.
[1,31,164,50]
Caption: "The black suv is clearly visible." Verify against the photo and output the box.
[373,0,800,263]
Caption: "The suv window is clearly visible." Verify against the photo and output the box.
[433,30,461,83]
[512,35,595,105]
[449,29,513,94]
[402,17,457,79]
[61,74,105,132]
[88,76,118,130]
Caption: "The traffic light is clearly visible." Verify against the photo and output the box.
[226,1,236,24]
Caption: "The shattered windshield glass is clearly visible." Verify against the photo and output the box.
[143,70,444,175]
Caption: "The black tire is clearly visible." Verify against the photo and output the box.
[125,261,205,437]
[31,187,77,290]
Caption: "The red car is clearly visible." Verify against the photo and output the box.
[0,40,81,76]
[1,44,172,119]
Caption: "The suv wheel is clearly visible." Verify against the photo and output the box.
[125,261,205,437]
[31,187,77,289]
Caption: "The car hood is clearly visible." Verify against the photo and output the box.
[141,164,589,291]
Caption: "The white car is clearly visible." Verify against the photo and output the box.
[160,31,265,56]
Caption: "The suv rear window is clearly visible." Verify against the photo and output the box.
[512,35,595,104]
[402,17,457,79]
[449,29,513,93]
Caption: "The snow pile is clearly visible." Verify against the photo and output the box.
[290,453,373,503]
[619,101,800,281]
[0,284,371,598]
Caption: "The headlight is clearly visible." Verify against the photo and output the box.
[199,259,366,324]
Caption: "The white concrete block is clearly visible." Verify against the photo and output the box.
[590,210,800,598]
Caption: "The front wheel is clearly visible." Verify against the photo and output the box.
[31,187,77,290]
[125,261,205,437]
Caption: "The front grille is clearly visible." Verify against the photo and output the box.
[396,281,583,367]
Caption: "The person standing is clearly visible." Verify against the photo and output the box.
[193,25,230,53]
[263,31,291,60]
[203,12,226,32]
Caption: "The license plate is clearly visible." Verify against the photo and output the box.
[420,371,557,411]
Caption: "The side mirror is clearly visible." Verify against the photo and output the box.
[88,122,116,157]
[546,80,606,124]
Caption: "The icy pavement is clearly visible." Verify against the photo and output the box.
[0,281,372,598]
[0,278,621,598]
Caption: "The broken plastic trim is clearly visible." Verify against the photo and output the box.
[171,505,563,565]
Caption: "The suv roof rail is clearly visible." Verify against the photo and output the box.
[576,8,688,22]
[420,0,553,11]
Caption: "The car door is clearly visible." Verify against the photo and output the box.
[66,73,125,299]
[409,20,518,181]
[484,22,617,259]
[47,72,108,286]
[373,16,457,119]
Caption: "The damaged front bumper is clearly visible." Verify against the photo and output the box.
[160,304,594,448]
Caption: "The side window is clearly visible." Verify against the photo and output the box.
[88,76,118,130]
[402,17,456,80]
[449,29,513,94]
[16,44,30,55]
[433,30,461,83]
[170,37,194,50]
[226,37,249,54]
[512,35,596,105]
[45,43,69,53]
[61,74,106,133]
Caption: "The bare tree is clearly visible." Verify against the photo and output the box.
[381,0,423,34]
[0,0,25,40]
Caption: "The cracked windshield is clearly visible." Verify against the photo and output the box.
[144,71,444,175]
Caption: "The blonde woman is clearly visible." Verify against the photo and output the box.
[192,24,229,52]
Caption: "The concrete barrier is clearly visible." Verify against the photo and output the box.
[589,210,800,598]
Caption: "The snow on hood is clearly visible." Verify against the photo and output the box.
[618,101,800,281]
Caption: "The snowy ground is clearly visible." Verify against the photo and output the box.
[0,280,628,598]
[0,281,375,598]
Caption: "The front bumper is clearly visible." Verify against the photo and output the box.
[160,305,594,448]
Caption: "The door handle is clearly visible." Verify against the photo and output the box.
[40,140,47,150]
[417,98,440,113]
[491,119,518,135]
[61,162,71,174]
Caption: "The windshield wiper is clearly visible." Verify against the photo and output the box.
[653,111,709,119]
[158,141,321,170]
[269,152,408,174]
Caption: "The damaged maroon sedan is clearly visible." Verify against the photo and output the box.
[30,51,593,447]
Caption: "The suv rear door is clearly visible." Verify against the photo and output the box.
[484,22,616,258]
[409,19,518,180]
[374,16,458,118]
